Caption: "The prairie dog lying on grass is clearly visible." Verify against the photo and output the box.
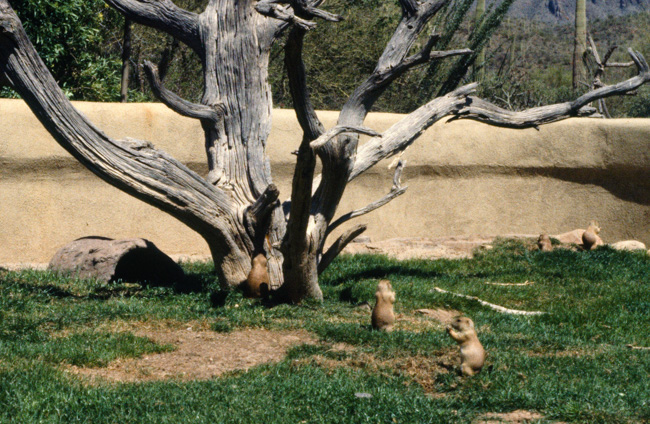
[244,254,269,298]
[372,280,396,332]
[446,316,485,376]
[537,234,553,252]
[582,220,602,251]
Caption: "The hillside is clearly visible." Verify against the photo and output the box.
[506,0,648,23]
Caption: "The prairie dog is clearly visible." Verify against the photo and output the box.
[582,220,602,251]
[371,280,396,332]
[446,316,485,376]
[244,254,270,298]
[537,234,553,252]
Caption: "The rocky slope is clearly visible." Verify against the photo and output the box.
[504,0,648,23]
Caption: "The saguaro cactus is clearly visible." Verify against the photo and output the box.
[573,0,587,88]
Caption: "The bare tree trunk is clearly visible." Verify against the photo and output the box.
[573,0,587,88]
[120,18,132,103]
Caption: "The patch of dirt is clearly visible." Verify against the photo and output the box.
[415,308,462,325]
[66,327,316,384]
[474,410,565,423]
[341,236,504,260]
[396,313,449,332]
[294,343,457,397]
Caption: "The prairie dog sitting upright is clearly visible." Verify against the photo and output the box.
[537,234,553,252]
[582,220,602,251]
[244,253,270,298]
[371,280,396,332]
[446,316,485,377]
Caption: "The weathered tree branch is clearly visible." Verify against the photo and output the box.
[308,0,453,267]
[310,125,380,151]
[255,2,316,31]
[339,0,451,124]
[398,0,419,17]
[350,83,477,181]
[454,49,650,128]
[285,27,325,140]
[281,26,325,302]
[318,224,367,274]
[103,0,201,53]
[143,60,225,123]
[327,160,407,236]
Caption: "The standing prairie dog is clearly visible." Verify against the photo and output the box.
[537,234,553,252]
[446,316,485,377]
[582,220,602,251]
[371,280,396,332]
[244,253,270,298]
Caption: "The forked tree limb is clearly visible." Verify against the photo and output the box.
[339,0,451,125]
[433,287,547,316]
[143,60,225,123]
[350,83,477,181]
[310,125,381,151]
[318,224,367,274]
[255,2,317,31]
[327,160,407,237]
[104,0,202,53]
[291,0,343,22]
[455,49,650,128]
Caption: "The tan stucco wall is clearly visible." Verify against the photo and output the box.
[1,99,650,265]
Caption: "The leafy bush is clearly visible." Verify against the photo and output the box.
[6,0,123,101]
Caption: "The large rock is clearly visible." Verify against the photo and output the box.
[48,236,185,285]
[610,240,647,251]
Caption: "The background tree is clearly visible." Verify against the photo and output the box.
[0,0,648,302]
[4,0,123,101]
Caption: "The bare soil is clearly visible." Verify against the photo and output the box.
[66,327,316,384]
[294,341,458,397]
[474,410,566,423]
[341,235,540,260]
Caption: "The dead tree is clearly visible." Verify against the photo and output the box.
[584,34,635,118]
[0,0,648,302]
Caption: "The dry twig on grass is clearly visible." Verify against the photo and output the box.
[432,287,547,316]
[483,280,534,286]
[626,344,650,351]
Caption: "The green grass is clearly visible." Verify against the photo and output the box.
[1,239,649,423]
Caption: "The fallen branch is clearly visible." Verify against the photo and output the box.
[626,344,650,351]
[432,287,547,316]
[484,280,534,287]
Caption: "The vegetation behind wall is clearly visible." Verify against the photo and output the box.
[2,0,650,116]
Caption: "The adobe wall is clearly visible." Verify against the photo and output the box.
[1,99,649,265]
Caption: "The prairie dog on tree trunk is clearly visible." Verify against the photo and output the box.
[537,234,553,252]
[244,254,270,298]
[582,220,602,251]
[372,280,396,332]
[446,316,485,376]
